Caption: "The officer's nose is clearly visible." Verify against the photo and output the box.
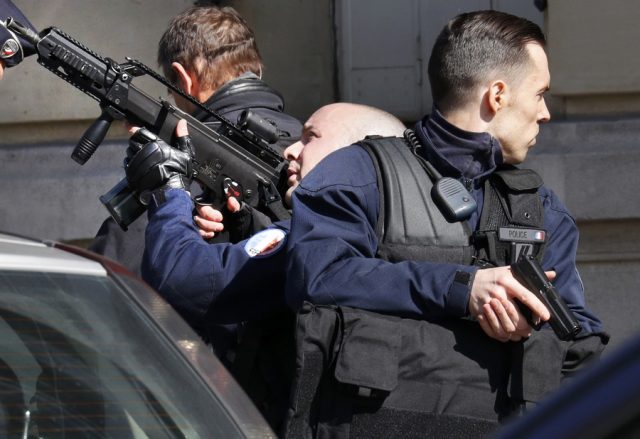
[284,141,303,161]
[538,98,551,123]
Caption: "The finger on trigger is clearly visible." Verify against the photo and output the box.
[507,273,551,321]
[518,289,551,322]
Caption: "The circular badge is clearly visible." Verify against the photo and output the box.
[1,39,20,59]
[244,228,287,258]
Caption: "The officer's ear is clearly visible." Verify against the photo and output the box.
[486,79,508,115]
[171,62,198,97]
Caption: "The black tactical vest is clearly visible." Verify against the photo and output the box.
[358,135,546,267]
[360,135,475,264]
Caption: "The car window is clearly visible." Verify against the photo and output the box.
[0,270,244,438]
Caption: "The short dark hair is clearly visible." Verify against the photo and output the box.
[157,5,263,92]
[428,10,546,111]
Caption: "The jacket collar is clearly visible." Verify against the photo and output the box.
[414,108,503,184]
[192,72,285,122]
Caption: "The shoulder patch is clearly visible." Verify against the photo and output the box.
[244,228,287,258]
[1,39,20,59]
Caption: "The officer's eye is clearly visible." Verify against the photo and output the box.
[537,88,549,100]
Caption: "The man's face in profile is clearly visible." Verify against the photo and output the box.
[492,43,551,164]
[282,106,351,205]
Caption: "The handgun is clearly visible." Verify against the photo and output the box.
[511,255,581,341]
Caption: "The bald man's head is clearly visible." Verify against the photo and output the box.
[283,102,406,205]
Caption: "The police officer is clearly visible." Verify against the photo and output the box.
[286,10,605,343]
[122,104,405,431]
[88,4,303,274]
[283,10,608,427]
[0,0,36,79]
[123,103,405,350]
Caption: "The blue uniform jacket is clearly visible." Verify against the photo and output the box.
[142,189,290,340]
[285,110,604,335]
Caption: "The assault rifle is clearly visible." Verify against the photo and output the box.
[6,19,290,230]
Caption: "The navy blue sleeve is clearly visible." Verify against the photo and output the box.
[142,189,288,331]
[539,187,605,334]
[285,146,474,320]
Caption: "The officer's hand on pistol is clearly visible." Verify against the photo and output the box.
[468,266,552,343]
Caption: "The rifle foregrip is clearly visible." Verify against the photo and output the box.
[72,109,114,165]
[511,255,582,341]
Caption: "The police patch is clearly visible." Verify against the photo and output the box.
[498,227,546,243]
[244,228,287,258]
[1,38,19,59]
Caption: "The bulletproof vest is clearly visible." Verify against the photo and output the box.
[358,135,546,267]
[358,136,475,264]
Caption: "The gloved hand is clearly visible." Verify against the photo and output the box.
[224,199,275,243]
[124,127,195,200]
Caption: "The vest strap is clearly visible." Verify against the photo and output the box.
[474,167,546,266]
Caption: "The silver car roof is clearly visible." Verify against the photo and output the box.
[0,233,106,276]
